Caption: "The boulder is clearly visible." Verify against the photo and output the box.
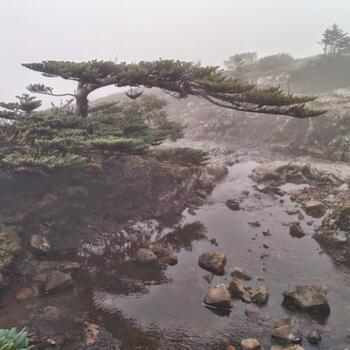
[286,208,300,215]
[251,286,269,306]
[241,338,261,350]
[46,271,73,294]
[231,267,252,281]
[289,222,306,238]
[226,199,240,211]
[303,200,326,218]
[198,251,226,275]
[135,248,157,264]
[203,284,232,309]
[30,234,51,254]
[271,317,302,343]
[282,285,330,317]
[307,329,321,344]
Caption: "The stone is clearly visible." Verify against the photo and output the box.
[231,267,252,281]
[149,243,177,265]
[228,278,247,299]
[282,285,330,317]
[203,284,232,309]
[226,346,237,350]
[303,200,326,218]
[135,248,157,264]
[271,317,302,343]
[286,208,300,215]
[16,287,33,301]
[46,271,73,293]
[289,222,305,238]
[198,251,226,275]
[62,262,81,272]
[245,309,264,321]
[241,338,261,350]
[251,286,269,306]
[30,234,51,254]
[226,199,240,211]
[307,329,321,344]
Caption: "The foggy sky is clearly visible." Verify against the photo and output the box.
[1,0,350,105]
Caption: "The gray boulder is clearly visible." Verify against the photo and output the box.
[203,284,232,309]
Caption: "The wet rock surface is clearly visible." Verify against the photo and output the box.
[271,317,302,343]
[198,251,227,275]
[282,285,330,317]
[203,284,232,309]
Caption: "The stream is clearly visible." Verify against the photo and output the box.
[1,147,350,349]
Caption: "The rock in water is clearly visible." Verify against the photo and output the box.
[30,234,51,254]
[149,243,177,265]
[231,267,252,281]
[307,329,321,344]
[135,248,157,264]
[271,317,302,343]
[226,199,240,211]
[282,285,330,317]
[46,271,73,294]
[303,200,326,218]
[198,251,226,275]
[241,338,261,350]
[203,284,232,309]
[251,286,269,305]
[228,278,248,300]
[289,222,305,238]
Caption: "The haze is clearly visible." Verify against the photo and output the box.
[1,0,350,104]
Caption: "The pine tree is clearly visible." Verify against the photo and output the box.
[320,24,350,55]
[23,59,323,119]
[0,93,41,119]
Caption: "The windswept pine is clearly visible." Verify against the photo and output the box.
[23,59,324,118]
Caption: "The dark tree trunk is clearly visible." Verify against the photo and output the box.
[75,84,90,117]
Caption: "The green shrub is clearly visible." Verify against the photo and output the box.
[0,328,32,350]
[155,148,210,165]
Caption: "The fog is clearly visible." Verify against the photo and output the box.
[1,0,350,105]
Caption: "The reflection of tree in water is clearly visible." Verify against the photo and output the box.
[160,221,207,252]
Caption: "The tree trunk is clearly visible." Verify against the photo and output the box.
[75,84,90,117]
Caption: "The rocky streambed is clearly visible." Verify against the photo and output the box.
[1,145,350,350]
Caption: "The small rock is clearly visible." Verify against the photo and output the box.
[226,346,237,350]
[242,190,250,196]
[286,208,300,215]
[271,317,302,343]
[307,220,314,226]
[198,251,226,275]
[251,286,269,306]
[135,248,157,264]
[307,329,321,344]
[16,287,33,301]
[188,208,196,216]
[226,199,240,211]
[231,267,252,281]
[46,271,73,293]
[245,309,264,321]
[62,262,81,272]
[262,230,272,236]
[303,200,326,218]
[149,243,177,265]
[30,234,51,254]
[282,285,330,317]
[203,284,232,309]
[241,338,261,350]
[229,278,247,299]
[248,221,261,228]
[289,222,305,238]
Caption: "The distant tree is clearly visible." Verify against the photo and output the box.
[23,59,323,119]
[255,53,294,71]
[0,93,41,119]
[320,24,350,56]
[224,52,258,71]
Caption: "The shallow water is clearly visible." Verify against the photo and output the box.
[1,154,350,349]
[85,158,350,349]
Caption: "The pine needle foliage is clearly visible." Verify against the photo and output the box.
[0,328,32,350]
[0,95,184,171]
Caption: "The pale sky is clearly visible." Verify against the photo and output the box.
[1,0,350,105]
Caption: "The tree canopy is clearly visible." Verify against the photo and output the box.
[320,24,350,56]
[23,59,324,118]
[0,93,41,120]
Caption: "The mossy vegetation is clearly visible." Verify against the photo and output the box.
[0,328,32,350]
[0,223,21,273]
